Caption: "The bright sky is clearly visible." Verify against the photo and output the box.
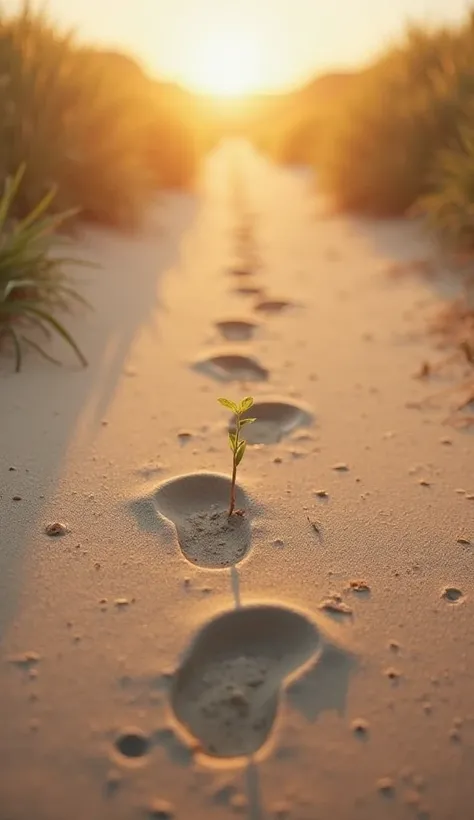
[5,0,474,95]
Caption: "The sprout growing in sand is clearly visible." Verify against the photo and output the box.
[218,396,255,516]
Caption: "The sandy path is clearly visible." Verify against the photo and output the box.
[0,141,473,820]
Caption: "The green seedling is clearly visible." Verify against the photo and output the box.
[217,395,256,516]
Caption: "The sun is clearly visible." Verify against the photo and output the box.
[187,30,263,97]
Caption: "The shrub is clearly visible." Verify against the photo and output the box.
[0,5,198,228]
[318,15,474,216]
[0,166,87,372]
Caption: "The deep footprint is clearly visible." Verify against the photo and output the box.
[215,319,258,342]
[194,353,269,382]
[255,299,292,314]
[171,605,319,758]
[152,473,252,568]
[229,399,314,445]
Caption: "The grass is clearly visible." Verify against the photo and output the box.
[218,396,255,516]
[0,5,200,229]
[0,166,88,372]
[258,9,474,251]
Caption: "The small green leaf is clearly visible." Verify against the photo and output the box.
[238,396,254,413]
[239,417,256,426]
[228,431,237,450]
[218,397,239,413]
[235,440,247,466]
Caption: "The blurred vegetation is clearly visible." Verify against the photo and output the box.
[244,8,474,250]
[0,166,87,372]
[0,3,212,368]
[0,3,205,229]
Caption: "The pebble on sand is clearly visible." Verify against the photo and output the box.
[147,798,175,819]
[332,462,349,472]
[349,579,370,592]
[44,521,70,536]
[377,777,395,795]
[7,650,41,666]
[351,718,369,735]
[319,598,353,616]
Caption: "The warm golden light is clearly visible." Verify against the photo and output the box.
[186,30,263,97]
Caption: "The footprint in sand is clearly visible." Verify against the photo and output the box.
[234,284,265,297]
[228,267,255,278]
[151,473,253,568]
[215,319,258,342]
[194,352,269,382]
[229,398,314,445]
[254,298,293,315]
[171,605,319,758]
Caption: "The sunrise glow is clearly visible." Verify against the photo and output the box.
[182,30,263,96]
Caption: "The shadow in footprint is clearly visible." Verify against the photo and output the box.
[229,399,314,445]
[171,605,320,759]
[254,299,293,315]
[133,473,254,569]
[216,319,259,342]
[286,642,355,722]
[194,353,269,382]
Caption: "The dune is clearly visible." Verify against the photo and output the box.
[0,141,473,820]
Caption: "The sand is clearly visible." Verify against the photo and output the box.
[0,140,473,820]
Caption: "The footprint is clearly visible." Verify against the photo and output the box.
[255,299,292,315]
[171,605,319,758]
[229,399,314,445]
[234,285,265,297]
[194,352,269,382]
[215,319,258,342]
[228,267,255,278]
[152,473,253,568]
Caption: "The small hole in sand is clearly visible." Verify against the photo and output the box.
[442,586,464,603]
[115,731,149,758]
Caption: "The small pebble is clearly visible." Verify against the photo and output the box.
[45,522,69,537]
[377,777,395,795]
[349,579,370,592]
[385,667,402,681]
[114,598,130,607]
[333,462,349,472]
[351,718,369,735]
[272,539,285,548]
[12,495,22,501]
[418,479,430,487]
[314,489,329,498]
[388,640,400,652]
[466,494,474,501]
[457,536,471,545]
[319,599,353,616]
[7,650,40,666]
[147,798,175,819]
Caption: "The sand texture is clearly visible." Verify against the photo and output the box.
[0,141,473,820]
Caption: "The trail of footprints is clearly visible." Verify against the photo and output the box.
[122,174,330,767]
